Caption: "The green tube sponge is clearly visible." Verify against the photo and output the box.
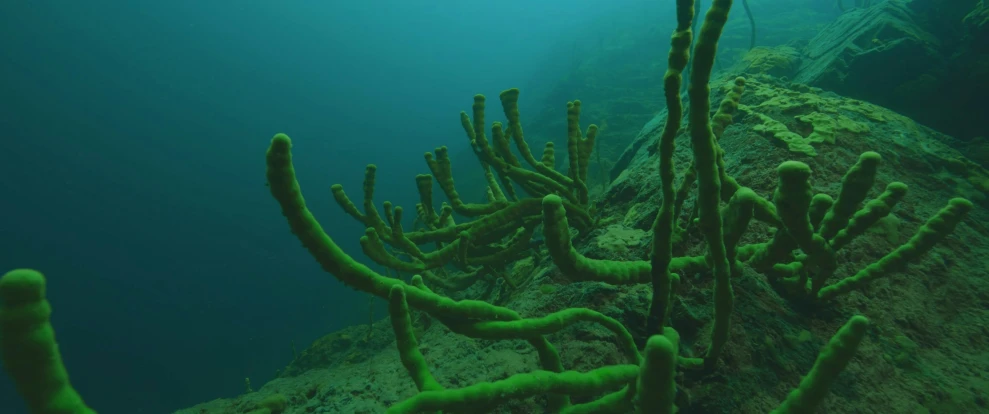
[829,182,908,251]
[818,198,972,300]
[542,194,651,284]
[267,134,568,410]
[388,285,443,392]
[0,269,96,414]
[808,193,834,231]
[385,365,639,414]
[467,307,641,365]
[268,133,528,323]
[648,0,695,338]
[721,187,759,262]
[635,329,680,414]
[687,0,735,370]
[818,152,881,241]
[774,161,815,242]
[772,315,869,414]
[541,194,706,285]
[774,161,836,293]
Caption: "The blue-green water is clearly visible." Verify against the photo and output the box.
[3,0,987,413]
[0,1,634,412]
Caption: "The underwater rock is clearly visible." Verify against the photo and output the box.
[793,0,989,142]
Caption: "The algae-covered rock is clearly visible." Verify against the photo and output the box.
[740,46,802,78]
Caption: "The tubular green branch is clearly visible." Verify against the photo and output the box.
[500,89,575,189]
[772,316,869,413]
[818,198,973,300]
[270,133,644,411]
[681,0,704,94]
[687,0,735,370]
[648,0,694,338]
[0,270,96,414]
[543,194,707,285]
